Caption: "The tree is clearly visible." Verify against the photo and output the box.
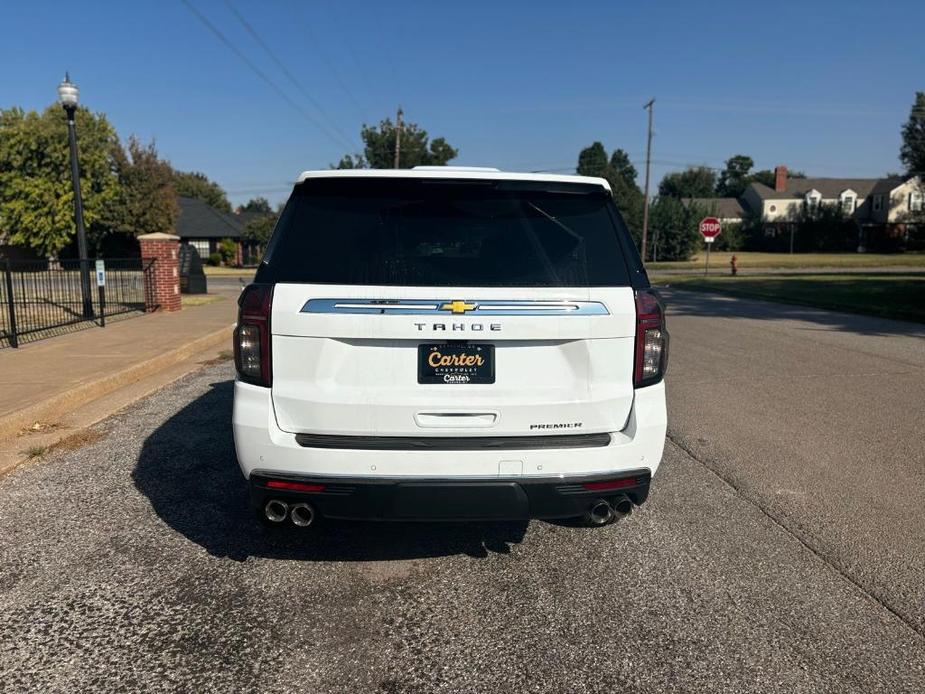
[172,170,231,213]
[241,199,284,247]
[609,149,637,187]
[749,169,776,189]
[109,136,178,239]
[576,142,645,247]
[0,105,122,257]
[576,142,609,178]
[658,166,716,199]
[332,153,367,170]
[900,92,925,175]
[335,116,459,169]
[243,213,278,247]
[237,197,272,215]
[716,155,754,198]
[648,196,702,261]
[218,237,237,266]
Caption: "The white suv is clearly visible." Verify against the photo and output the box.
[232,167,667,528]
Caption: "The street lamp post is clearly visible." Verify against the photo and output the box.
[57,73,94,319]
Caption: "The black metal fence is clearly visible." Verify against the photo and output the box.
[1,258,156,349]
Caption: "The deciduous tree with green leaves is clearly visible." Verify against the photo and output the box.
[0,105,122,256]
[647,196,703,261]
[900,92,925,176]
[109,136,178,238]
[609,149,638,187]
[716,155,754,198]
[172,170,232,213]
[576,142,645,246]
[334,116,458,169]
[658,166,716,199]
[576,142,609,178]
[236,197,272,215]
[241,197,283,248]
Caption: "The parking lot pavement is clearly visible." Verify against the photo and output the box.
[1,362,923,693]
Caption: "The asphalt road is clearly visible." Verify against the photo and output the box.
[1,290,923,693]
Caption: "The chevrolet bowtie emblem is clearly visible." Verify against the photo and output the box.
[441,300,478,314]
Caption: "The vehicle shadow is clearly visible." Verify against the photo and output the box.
[132,379,527,562]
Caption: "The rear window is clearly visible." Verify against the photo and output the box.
[257,177,633,287]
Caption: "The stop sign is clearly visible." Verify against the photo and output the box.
[699,217,722,241]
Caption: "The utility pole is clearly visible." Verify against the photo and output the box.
[641,99,655,263]
[393,106,403,168]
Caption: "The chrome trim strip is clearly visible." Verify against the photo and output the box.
[301,299,609,316]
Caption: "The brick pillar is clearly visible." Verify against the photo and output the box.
[138,233,181,312]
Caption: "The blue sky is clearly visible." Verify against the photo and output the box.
[2,0,922,206]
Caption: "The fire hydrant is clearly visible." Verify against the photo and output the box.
[730,254,738,276]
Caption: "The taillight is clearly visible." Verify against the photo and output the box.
[266,480,325,492]
[633,288,668,388]
[234,284,273,387]
[582,477,644,491]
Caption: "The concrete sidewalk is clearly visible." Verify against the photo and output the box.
[0,294,237,443]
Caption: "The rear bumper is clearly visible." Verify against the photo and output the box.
[250,470,651,521]
[233,380,667,481]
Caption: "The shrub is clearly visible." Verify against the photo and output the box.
[711,221,746,251]
[207,252,222,266]
[218,238,237,266]
[648,197,702,261]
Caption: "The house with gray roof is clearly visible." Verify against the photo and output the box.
[175,196,261,266]
[741,166,922,250]
[682,197,748,224]
[742,167,921,228]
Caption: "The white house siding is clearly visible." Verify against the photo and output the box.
[888,178,924,223]
[761,199,802,221]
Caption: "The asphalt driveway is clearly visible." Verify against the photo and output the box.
[0,291,923,693]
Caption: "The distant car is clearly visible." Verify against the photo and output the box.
[232,167,668,528]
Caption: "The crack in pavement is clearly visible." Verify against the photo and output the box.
[665,432,925,644]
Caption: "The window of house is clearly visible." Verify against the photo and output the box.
[911,192,924,212]
[873,195,883,212]
[841,196,855,213]
[188,240,211,258]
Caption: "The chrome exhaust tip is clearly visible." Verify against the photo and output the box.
[290,502,315,528]
[264,499,289,523]
[585,499,615,526]
[613,495,633,517]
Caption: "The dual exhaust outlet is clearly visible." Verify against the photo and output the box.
[585,495,633,526]
[264,499,315,527]
[267,495,632,527]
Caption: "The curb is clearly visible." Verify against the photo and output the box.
[0,325,233,443]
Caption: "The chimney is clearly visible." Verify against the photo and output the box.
[774,165,788,192]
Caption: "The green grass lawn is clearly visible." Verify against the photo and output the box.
[203,266,257,276]
[651,273,925,323]
[647,251,925,271]
[181,293,225,307]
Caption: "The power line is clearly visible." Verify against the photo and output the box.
[222,0,361,152]
[293,3,370,122]
[179,0,355,153]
